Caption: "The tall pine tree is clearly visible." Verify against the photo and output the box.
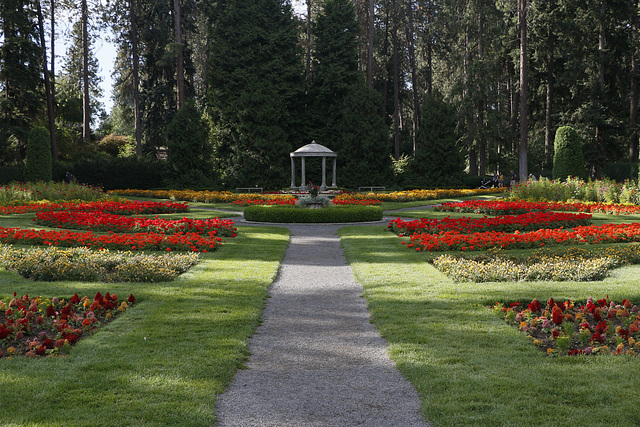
[0,0,42,163]
[309,0,391,187]
[207,0,304,189]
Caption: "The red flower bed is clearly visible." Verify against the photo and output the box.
[35,211,237,237]
[232,199,296,207]
[404,222,640,252]
[0,200,188,216]
[494,297,640,356]
[331,198,383,206]
[437,199,640,216]
[0,227,224,252]
[388,211,591,235]
[0,292,135,358]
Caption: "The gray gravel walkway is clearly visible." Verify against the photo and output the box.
[215,223,428,426]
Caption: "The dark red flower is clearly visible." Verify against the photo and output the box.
[528,299,542,312]
[42,338,55,349]
[46,305,56,318]
[552,306,564,325]
[128,294,136,304]
[70,294,80,304]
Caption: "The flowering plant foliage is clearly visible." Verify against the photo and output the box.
[0,200,188,216]
[493,297,640,356]
[436,199,640,216]
[0,291,135,358]
[0,245,199,282]
[34,211,236,237]
[388,211,591,235]
[403,222,640,252]
[331,197,383,206]
[0,227,224,252]
[232,198,296,207]
[109,189,297,204]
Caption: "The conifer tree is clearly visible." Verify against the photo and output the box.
[25,126,52,182]
[207,0,304,189]
[553,126,586,180]
[404,92,464,188]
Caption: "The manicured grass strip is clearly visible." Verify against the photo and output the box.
[339,225,640,426]
[0,225,289,426]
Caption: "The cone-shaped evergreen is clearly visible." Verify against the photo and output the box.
[553,126,586,180]
[309,0,391,187]
[207,0,304,189]
[404,92,464,188]
[166,100,214,188]
[25,126,52,182]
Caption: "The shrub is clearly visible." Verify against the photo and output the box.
[553,126,586,180]
[243,205,383,223]
[72,154,167,190]
[98,133,135,157]
[0,165,23,184]
[24,126,52,182]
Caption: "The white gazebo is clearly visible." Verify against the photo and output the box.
[290,141,337,190]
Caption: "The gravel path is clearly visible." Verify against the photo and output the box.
[215,223,428,426]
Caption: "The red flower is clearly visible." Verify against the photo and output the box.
[128,294,136,305]
[527,299,542,313]
[552,306,564,325]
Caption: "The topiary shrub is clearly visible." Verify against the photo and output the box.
[244,205,383,223]
[24,126,52,182]
[552,126,586,180]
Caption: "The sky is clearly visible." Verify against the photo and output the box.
[56,1,307,118]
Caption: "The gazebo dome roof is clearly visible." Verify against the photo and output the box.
[290,141,336,157]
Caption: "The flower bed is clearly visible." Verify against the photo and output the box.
[109,189,296,204]
[341,187,504,202]
[0,227,224,252]
[437,199,640,216]
[0,245,199,282]
[388,211,591,235]
[34,211,237,237]
[232,198,296,207]
[493,297,640,356]
[404,222,640,252]
[0,291,135,358]
[330,196,382,206]
[0,200,189,216]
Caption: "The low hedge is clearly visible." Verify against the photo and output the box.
[243,205,384,223]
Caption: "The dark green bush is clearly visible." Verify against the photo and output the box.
[604,162,639,182]
[72,154,168,190]
[0,165,24,184]
[244,205,383,223]
[552,126,586,180]
[24,126,52,182]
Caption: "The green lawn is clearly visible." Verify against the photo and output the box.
[0,221,289,426]
[339,225,640,426]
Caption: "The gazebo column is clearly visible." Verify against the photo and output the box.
[301,157,306,187]
[321,156,327,189]
[290,157,296,188]
[331,158,337,187]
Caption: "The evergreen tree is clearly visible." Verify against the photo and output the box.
[0,0,43,162]
[309,0,391,188]
[24,126,52,182]
[553,126,586,180]
[166,99,213,188]
[404,92,464,188]
[207,0,304,189]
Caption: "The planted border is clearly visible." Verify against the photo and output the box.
[244,205,383,223]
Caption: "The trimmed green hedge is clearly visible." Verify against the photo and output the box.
[244,205,383,223]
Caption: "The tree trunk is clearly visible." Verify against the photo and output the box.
[406,0,419,154]
[477,0,485,176]
[81,0,91,143]
[367,0,374,86]
[392,0,400,160]
[174,0,185,109]
[131,0,142,155]
[594,0,606,178]
[544,4,555,170]
[50,0,55,104]
[36,0,57,160]
[518,0,528,182]
[465,25,477,176]
[306,0,312,82]
[630,0,639,162]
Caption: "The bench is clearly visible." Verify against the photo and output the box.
[358,186,386,192]
[236,187,263,193]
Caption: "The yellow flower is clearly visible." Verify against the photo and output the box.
[7,347,17,356]
[533,339,543,346]
[629,337,636,346]
[547,348,555,355]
